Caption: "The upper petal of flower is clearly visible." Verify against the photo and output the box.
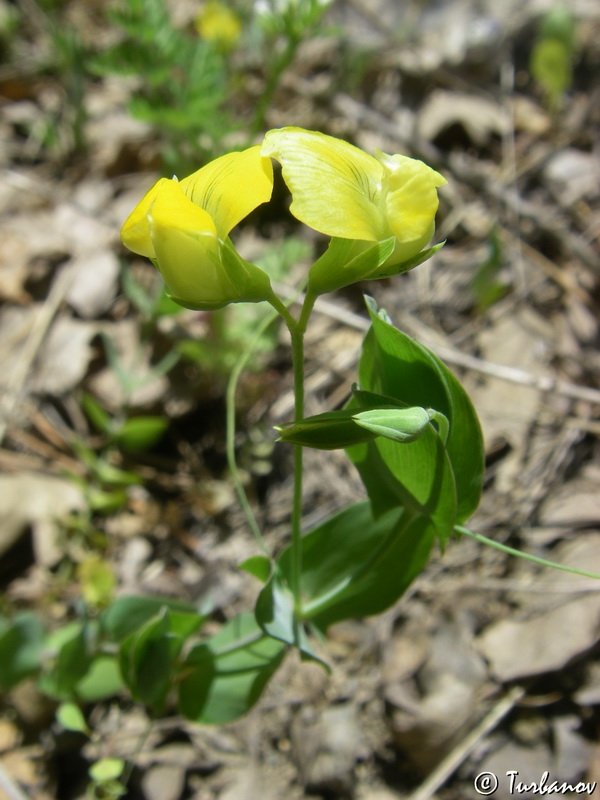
[262,127,385,241]
[378,152,447,244]
[179,145,273,238]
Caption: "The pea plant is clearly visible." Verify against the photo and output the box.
[1,129,597,767]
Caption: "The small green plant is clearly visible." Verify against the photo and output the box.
[248,0,335,136]
[2,127,598,794]
[529,6,577,111]
[12,0,91,158]
[90,0,232,174]
[470,228,508,312]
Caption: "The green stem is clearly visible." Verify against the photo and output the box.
[290,330,305,610]
[250,32,299,138]
[456,525,600,581]
[288,289,317,613]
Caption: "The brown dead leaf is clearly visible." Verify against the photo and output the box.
[472,306,562,494]
[141,764,186,800]
[66,250,120,318]
[418,91,509,145]
[292,704,366,793]
[0,472,85,565]
[88,319,168,410]
[545,148,600,205]
[30,316,97,396]
[0,719,21,753]
[388,614,487,773]
[476,594,600,682]
[538,465,600,528]
[0,232,32,303]
[476,535,600,681]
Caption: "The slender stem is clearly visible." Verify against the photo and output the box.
[226,305,281,553]
[289,330,305,610]
[250,32,299,138]
[267,290,297,330]
[456,525,600,581]
[288,289,317,613]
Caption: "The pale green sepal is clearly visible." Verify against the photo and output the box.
[371,241,445,280]
[166,239,272,311]
[307,236,396,296]
[276,409,378,450]
[353,407,431,443]
[427,408,449,444]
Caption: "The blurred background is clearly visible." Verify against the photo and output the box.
[1,0,599,798]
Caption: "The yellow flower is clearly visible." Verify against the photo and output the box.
[120,146,274,310]
[195,1,242,51]
[261,127,446,294]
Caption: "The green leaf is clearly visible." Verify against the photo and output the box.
[86,487,129,514]
[351,297,484,525]
[118,604,204,712]
[0,613,46,691]
[119,609,172,712]
[271,502,435,631]
[39,623,91,700]
[530,38,572,107]
[255,576,329,668]
[89,758,125,783]
[101,596,201,642]
[353,406,432,443]
[88,456,142,488]
[178,614,286,725]
[56,702,90,735]
[81,393,113,435]
[75,656,124,702]
[239,555,272,583]
[78,557,116,607]
[113,416,169,452]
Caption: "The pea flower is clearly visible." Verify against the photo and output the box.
[261,127,446,294]
[120,146,274,310]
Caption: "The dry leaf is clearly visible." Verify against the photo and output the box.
[418,91,509,145]
[31,316,97,396]
[0,472,86,566]
[66,250,121,318]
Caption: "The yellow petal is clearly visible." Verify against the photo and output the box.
[120,178,172,259]
[148,181,227,307]
[378,153,446,244]
[262,127,385,241]
[179,145,273,238]
[148,181,272,310]
[195,0,242,50]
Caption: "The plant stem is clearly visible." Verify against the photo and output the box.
[289,330,304,611]
[288,289,317,613]
[226,306,281,554]
[456,526,600,580]
[250,32,299,138]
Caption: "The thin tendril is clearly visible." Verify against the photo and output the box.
[225,288,302,554]
[456,525,600,581]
